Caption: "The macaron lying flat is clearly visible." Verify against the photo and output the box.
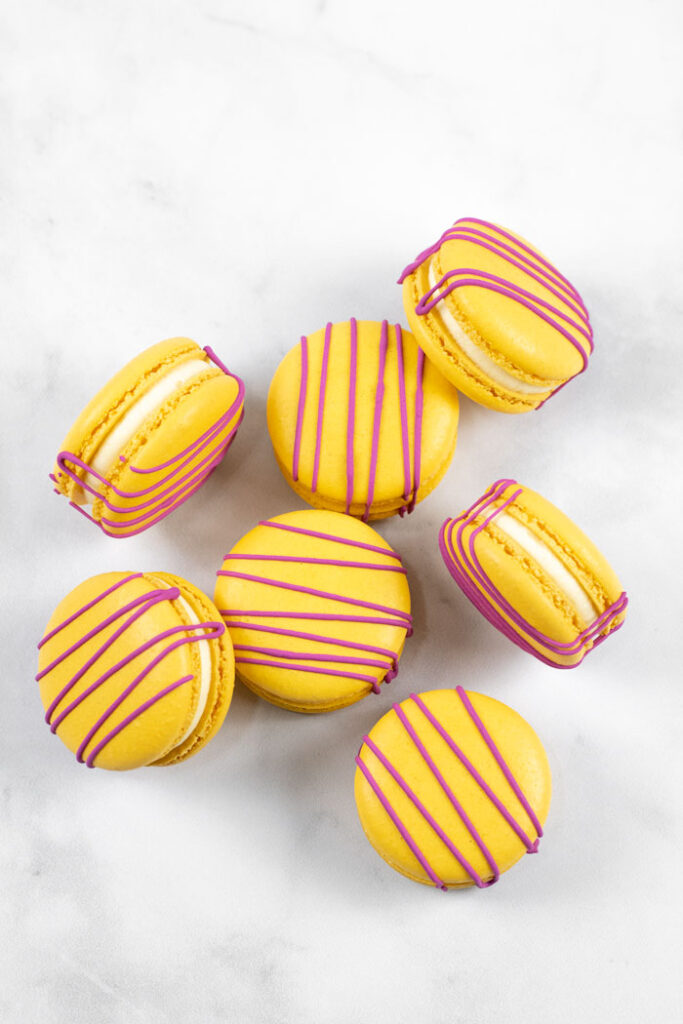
[439,479,628,668]
[37,571,235,770]
[355,687,551,890]
[215,510,412,712]
[52,338,245,538]
[267,319,459,520]
[399,217,593,413]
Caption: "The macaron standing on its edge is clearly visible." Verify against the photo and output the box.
[51,338,245,537]
[355,687,551,890]
[399,217,593,413]
[439,479,628,668]
[36,572,235,769]
[267,319,459,520]
[215,509,412,712]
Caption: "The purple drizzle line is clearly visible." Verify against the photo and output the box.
[36,574,225,767]
[355,687,543,890]
[345,318,358,513]
[291,321,425,519]
[398,217,593,401]
[438,479,628,668]
[217,523,412,694]
[53,346,245,538]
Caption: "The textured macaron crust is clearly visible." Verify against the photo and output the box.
[439,480,628,668]
[214,510,412,712]
[399,217,593,413]
[51,338,245,537]
[355,688,551,890]
[267,319,459,521]
[36,572,235,770]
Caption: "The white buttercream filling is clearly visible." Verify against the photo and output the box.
[426,262,550,395]
[490,508,598,626]
[173,593,213,745]
[83,358,211,499]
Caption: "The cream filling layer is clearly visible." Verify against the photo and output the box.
[82,358,210,501]
[489,508,598,626]
[426,262,550,395]
[173,593,212,745]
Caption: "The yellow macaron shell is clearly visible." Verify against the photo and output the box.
[267,320,459,520]
[53,338,205,502]
[402,220,589,413]
[355,689,551,889]
[37,572,234,770]
[89,370,242,537]
[215,510,412,712]
[441,481,627,668]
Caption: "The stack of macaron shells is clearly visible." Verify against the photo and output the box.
[38,216,628,893]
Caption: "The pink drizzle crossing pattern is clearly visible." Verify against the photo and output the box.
[51,347,245,537]
[217,521,412,695]
[292,320,425,520]
[36,574,225,767]
[399,217,592,403]
[439,479,628,667]
[356,687,543,890]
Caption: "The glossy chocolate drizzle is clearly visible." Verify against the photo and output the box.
[51,347,244,538]
[292,320,425,520]
[36,574,225,767]
[217,521,412,694]
[399,217,593,402]
[356,687,543,890]
[439,479,628,667]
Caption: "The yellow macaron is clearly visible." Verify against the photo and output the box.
[439,479,628,667]
[355,687,551,889]
[267,319,459,520]
[214,509,412,712]
[52,338,245,537]
[36,571,235,770]
[399,217,593,413]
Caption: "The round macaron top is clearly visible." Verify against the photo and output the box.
[51,339,245,538]
[214,509,412,712]
[355,687,551,889]
[36,571,235,770]
[267,319,459,521]
[400,217,592,397]
[439,479,628,668]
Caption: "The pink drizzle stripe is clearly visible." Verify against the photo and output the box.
[438,479,628,667]
[311,323,332,493]
[218,523,412,695]
[257,520,402,560]
[53,347,245,538]
[363,320,389,522]
[224,554,404,573]
[398,217,592,402]
[36,575,225,767]
[355,687,543,890]
[292,336,308,482]
[345,318,358,513]
[396,325,412,505]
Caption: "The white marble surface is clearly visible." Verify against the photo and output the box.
[2,1,682,1021]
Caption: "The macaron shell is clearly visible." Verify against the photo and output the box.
[509,485,625,611]
[90,369,243,537]
[37,572,208,770]
[433,224,587,382]
[267,321,459,519]
[53,338,205,501]
[215,510,411,712]
[355,689,551,888]
[148,573,234,766]
[402,272,550,414]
